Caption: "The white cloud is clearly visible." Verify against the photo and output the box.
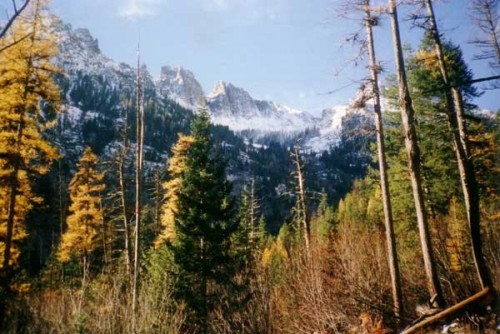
[119,0,164,19]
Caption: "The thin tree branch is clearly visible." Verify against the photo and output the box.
[0,0,31,39]
[0,31,31,53]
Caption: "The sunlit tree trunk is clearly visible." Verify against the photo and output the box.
[364,0,403,322]
[132,43,144,322]
[388,0,444,308]
[292,147,310,258]
[423,0,493,290]
[118,103,132,278]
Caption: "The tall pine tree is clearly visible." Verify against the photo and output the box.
[170,109,239,333]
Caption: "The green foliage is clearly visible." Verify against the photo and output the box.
[169,109,240,332]
[311,192,336,241]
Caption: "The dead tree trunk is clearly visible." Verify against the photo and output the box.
[117,101,132,278]
[292,147,311,257]
[388,0,444,309]
[364,0,404,322]
[119,151,132,277]
[132,43,144,320]
[423,0,493,290]
[401,287,493,334]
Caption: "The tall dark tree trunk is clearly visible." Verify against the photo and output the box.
[364,0,403,322]
[423,0,493,290]
[388,0,444,309]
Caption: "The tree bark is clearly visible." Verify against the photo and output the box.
[388,0,444,308]
[401,287,493,334]
[423,0,493,290]
[364,0,404,323]
[119,158,132,276]
[118,112,132,278]
[292,147,310,257]
[132,43,144,321]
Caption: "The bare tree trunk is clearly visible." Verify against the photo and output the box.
[152,168,162,236]
[388,0,444,309]
[364,0,404,323]
[119,157,132,276]
[292,147,311,257]
[132,43,144,323]
[424,0,493,290]
[100,195,110,265]
[118,104,132,278]
[249,177,257,249]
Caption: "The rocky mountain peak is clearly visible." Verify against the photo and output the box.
[51,17,368,152]
[208,80,228,98]
[157,65,205,110]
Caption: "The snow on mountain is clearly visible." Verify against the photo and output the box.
[207,81,319,134]
[157,66,205,110]
[304,106,350,151]
[51,16,156,95]
[52,17,116,75]
[51,16,367,152]
[207,81,260,118]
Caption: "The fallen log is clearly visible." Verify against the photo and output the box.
[400,287,494,334]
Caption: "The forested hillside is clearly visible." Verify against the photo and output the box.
[0,0,498,333]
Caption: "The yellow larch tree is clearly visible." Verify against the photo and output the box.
[155,133,194,247]
[58,147,105,282]
[0,0,60,272]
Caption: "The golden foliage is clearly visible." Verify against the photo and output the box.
[155,134,194,247]
[58,147,105,263]
[414,49,443,79]
[0,0,61,269]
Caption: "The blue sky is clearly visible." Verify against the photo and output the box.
[48,0,498,114]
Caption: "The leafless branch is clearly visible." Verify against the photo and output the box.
[468,0,500,70]
[0,0,31,39]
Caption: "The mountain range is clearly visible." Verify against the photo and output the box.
[45,16,376,232]
[52,16,370,152]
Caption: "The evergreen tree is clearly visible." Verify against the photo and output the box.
[58,147,105,283]
[171,109,239,333]
[311,192,335,242]
[414,1,493,289]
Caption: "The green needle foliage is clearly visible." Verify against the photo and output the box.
[170,108,240,333]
